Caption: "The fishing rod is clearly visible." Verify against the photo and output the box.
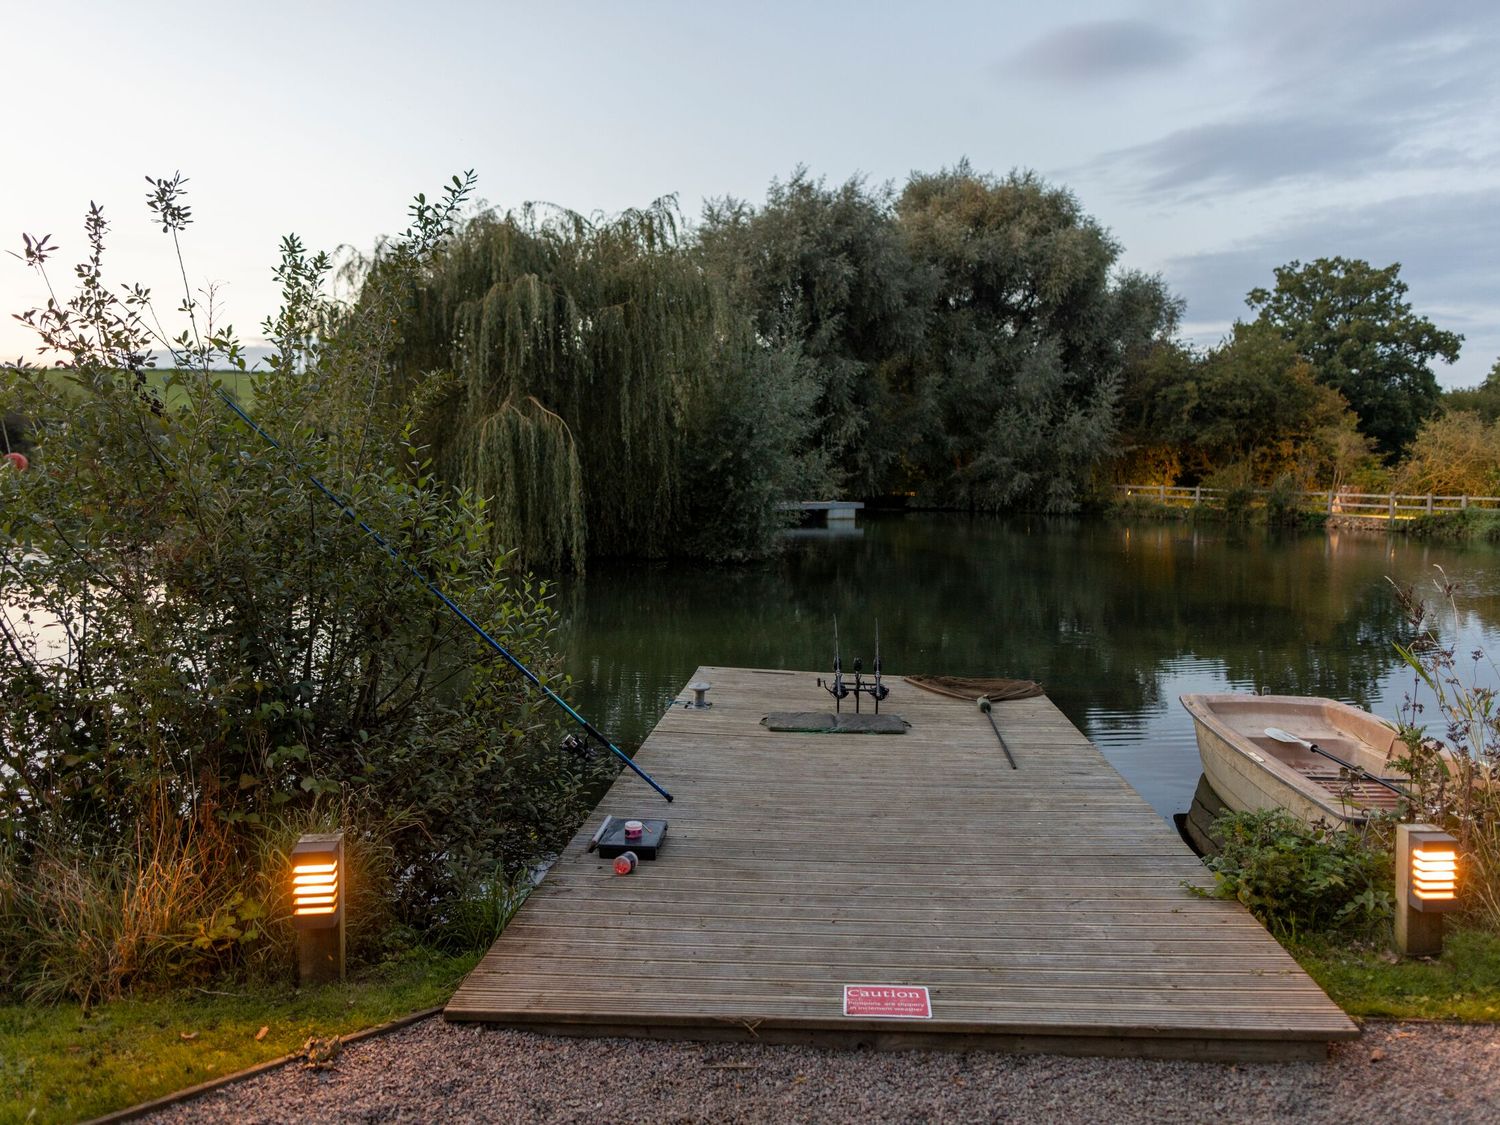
[817,615,851,711]
[851,619,890,713]
[212,385,673,803]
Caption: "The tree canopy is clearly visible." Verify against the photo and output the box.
[387,201,821,569]
[698,163,1179,514]
[698,170,929,496]
[1443,358,1500,423]
[1246,257,1462,459]
[893,166,1177,510]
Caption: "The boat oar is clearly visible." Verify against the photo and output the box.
[978,697,1017,770]
[1263,727,1411,800]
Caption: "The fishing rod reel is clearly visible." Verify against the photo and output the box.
[850,655,890,714]
[559,732,595,760]
[817,658,851,709]
[816,617,890,713]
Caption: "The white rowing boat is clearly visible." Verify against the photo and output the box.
[1179,693,1410,827]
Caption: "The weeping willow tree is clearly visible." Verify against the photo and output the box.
[390,199,819,570]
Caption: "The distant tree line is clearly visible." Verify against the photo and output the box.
[364,166,1487,564]
[1116,256,1492,500]
[380,163,1176,568]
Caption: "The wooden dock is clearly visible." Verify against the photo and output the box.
[446,668,1358,1060]
[777,500,864,522]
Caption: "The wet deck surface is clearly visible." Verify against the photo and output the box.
[446,667,1357,1060]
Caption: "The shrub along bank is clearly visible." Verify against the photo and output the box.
[1,175,607,1007]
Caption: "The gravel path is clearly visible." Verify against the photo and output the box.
[145,1019,1500,1124]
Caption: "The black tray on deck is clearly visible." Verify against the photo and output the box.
[595,817,668,860]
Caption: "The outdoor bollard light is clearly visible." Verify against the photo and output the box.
[1395,823,1459,958]
[290,832,345,985]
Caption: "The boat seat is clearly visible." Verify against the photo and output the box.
[1288,762,1403,808]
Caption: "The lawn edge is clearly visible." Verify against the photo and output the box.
[81,1004,444,1124]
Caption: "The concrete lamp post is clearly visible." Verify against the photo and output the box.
[290,832,345,985]
[1395,824,1459,958]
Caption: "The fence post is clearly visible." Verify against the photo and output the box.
[1327,490,1334,514]
[1193,485,1202,505]
[1462,495,1469,510]
[1427,494,1434,514]
[1159,483,1167,502]
[1388,493,1397,522]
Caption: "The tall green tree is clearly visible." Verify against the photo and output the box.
[895,165,1177,510]
[389,201,821,568]
[1153,321,1354,482]
[1112,338,1197,483]
[698,170,931,496]
[1246,257,1462,459]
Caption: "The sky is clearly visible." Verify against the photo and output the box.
[4,0,1498,385]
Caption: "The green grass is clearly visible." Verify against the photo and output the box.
[1289,928,1500,1020]
[1,928,1495,1122]
[0,949,479,1124]
[30,367,258,412]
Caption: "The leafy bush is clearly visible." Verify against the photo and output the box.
[1201,462,1258,520]
[1261,472,1328,529]
[1263,473,1302,525]
[0,175,610,1000]
[1195,810,1393,938]
[1406,508,1500,543]
[1396,410,1500,497]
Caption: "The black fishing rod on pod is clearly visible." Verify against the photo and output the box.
[211,386,674,803]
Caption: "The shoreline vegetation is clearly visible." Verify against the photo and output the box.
[7,167,1497,575]
[1109,492,1500,541]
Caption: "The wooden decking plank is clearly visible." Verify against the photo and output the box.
[446,667,1357,1059]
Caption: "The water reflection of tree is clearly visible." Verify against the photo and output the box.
[556,516,1494,747]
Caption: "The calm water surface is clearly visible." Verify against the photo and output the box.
[558,515,1500,820]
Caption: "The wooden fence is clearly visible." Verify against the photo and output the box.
[1116,484,1500,522]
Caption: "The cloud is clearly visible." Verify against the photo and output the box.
[1010,19,1191,83]
[1162,188,1500,384]
[1231,0,1500,72]
[1081,5,1500,199]
[1103,115,1401,196]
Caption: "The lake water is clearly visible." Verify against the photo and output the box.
[556,514,1500,821]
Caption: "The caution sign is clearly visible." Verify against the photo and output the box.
[842,984,932,1019]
